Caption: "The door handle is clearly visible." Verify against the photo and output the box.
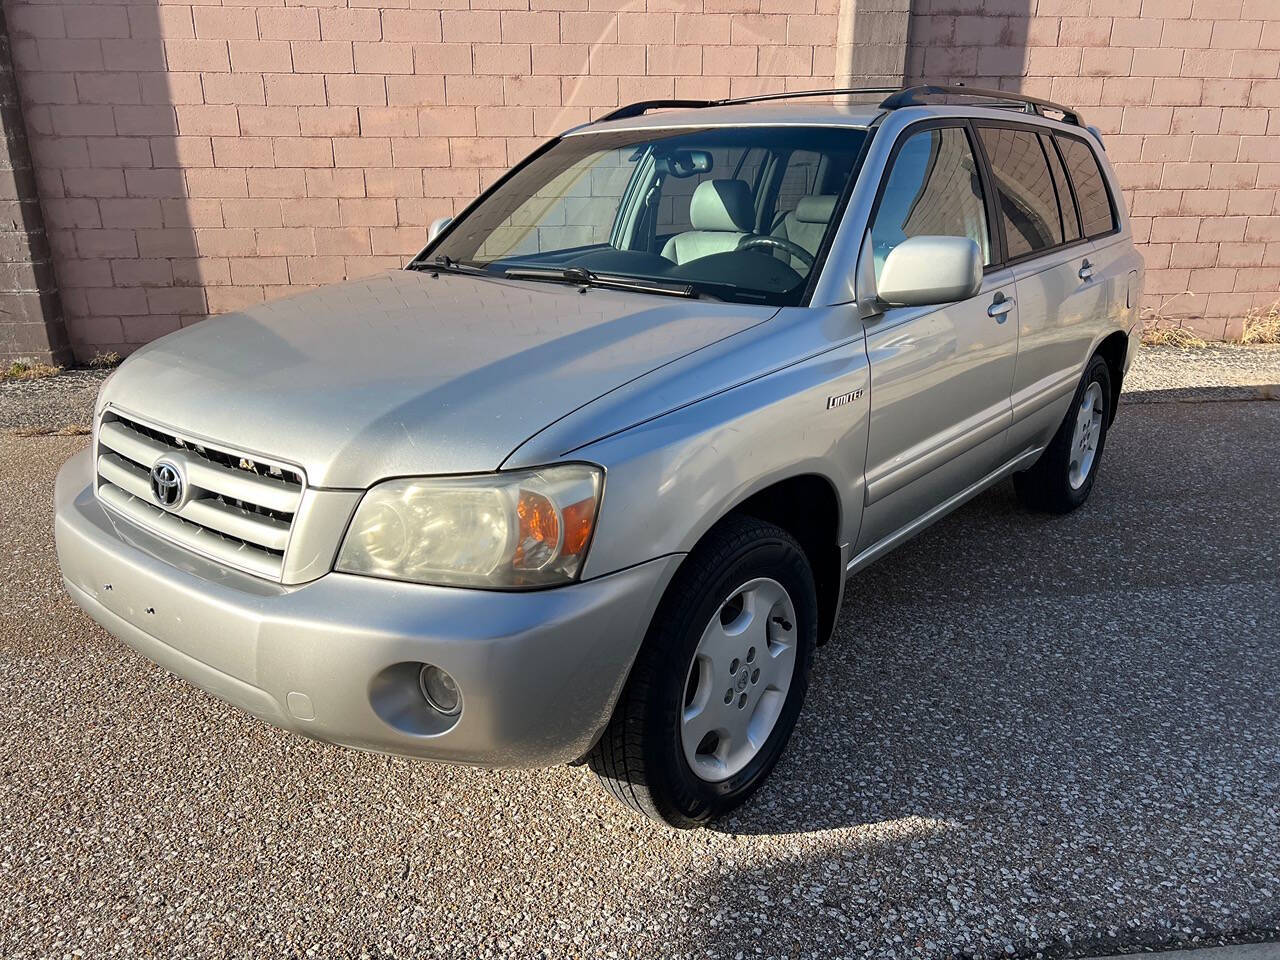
[987,296,1014,321]
[1079,259,1094,281]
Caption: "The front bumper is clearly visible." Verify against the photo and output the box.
[55,449,679,767]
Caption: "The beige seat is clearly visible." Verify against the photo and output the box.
[660,179,755,265]
[770,195,838,270]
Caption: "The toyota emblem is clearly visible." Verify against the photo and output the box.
[150,460,185,509]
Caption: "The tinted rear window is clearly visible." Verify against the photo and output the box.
[978,126,1062,259]
[1057,136,1115,238]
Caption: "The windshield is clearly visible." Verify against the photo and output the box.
[421,126,870,305]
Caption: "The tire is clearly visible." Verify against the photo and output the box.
[588,515,817,828]
[1014,353,1113,514]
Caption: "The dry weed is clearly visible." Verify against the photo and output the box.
[1139,292,1209,348]
[87,351,122,368]
[1241,302,1280,345]
[11,424,91,437]
[4,358,64,380]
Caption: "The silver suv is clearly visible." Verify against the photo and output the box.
[54,86,1143,827]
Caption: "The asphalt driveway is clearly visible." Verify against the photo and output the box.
[1,392,1277,958]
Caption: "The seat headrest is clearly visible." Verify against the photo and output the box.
[689,179,754,233]
[794,195,838,224]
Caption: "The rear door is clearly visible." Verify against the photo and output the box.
[857,122,1019,553]
[1056,132,1132,356]
[974,123,1112,456]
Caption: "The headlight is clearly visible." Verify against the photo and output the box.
[336,464,602,588]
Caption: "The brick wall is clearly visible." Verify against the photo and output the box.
[5,0,846,360]
[907,0,1280,341]
[7,0,1279,355]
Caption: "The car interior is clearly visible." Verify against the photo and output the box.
[659,179,757,265]
[582,140,863,302]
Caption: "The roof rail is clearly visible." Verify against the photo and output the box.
[880,84,1082,126]
[717,85,902,107]
[594,99,714,123]
[593,86,903,125]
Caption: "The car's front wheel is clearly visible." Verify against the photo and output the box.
[588,516,817,828]
[1014,353,1113,513]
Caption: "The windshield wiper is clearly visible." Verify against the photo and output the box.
[502,266,699,299]
[408,255,488,275]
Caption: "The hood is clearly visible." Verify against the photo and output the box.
[103,270,777,488]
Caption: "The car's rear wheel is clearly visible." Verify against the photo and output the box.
[587,516,817,828]
[1014,353,1113,514]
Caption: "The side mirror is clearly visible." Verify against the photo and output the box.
[427,216,453,244]
[876,236,982,308]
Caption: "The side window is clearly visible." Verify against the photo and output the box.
[1057,135,1116,239]
[1041,134,1081,243]
[977,126,1062,259]
[870,126,991,281]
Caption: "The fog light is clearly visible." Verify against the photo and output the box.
[418,664,461,716]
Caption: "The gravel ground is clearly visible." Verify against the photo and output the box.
[0,367,111,431]
[2,397,1277,958]
[1123,345,1280,403]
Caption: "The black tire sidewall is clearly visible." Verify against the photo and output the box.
[643,527,817,824]
[1016,353,1114,513]
[1059,355,1113,508]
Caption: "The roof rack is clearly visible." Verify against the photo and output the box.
[880,84,1082,126]
[590,84,1082,129]
[593,86,903,125]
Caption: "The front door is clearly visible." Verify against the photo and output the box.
[856,123,1019,553]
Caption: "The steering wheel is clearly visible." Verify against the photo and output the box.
[735,234,815,268]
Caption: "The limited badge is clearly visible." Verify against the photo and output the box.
[826,389,864,409]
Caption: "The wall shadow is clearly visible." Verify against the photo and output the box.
[11,0,203,362]
[905,0,1035,96]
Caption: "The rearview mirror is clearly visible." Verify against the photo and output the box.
[657,150,713,178]
[876,236,982,307]
[427,216,453,243]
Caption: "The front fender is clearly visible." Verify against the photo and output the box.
[567,337,870,580]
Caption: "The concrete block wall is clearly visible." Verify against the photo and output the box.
[907,0,1280,341]
[4,0,846,360]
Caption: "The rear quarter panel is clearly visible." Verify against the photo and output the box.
[1090,233,1144,343]
[1095,134,1144,313]
[1089,141,1146,372]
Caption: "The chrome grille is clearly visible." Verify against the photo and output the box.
[94,409,305,580]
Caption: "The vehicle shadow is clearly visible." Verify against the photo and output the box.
[710,395,1280,839]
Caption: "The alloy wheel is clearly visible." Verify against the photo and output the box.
[679,577,798,783]
[1068,381,1105,490]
